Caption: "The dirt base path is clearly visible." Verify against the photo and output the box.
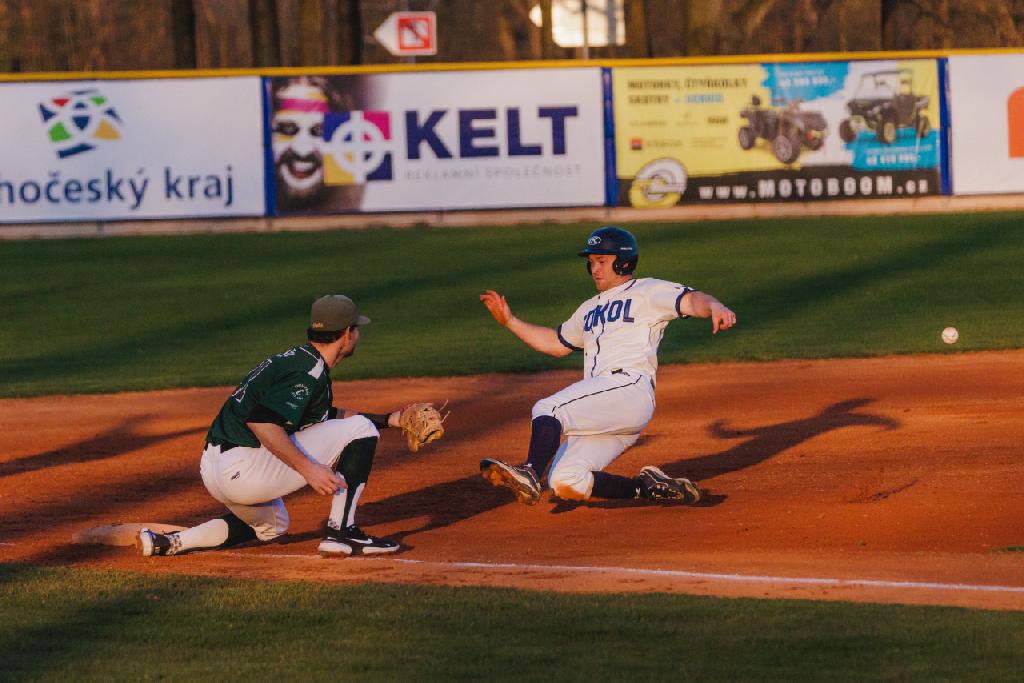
[2,352,1022,610]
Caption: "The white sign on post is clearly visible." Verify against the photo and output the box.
[373,11,437,56]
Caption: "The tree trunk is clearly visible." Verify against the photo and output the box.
[346,0,362,65]
[991,0,1023,46]
[323,0,339,64]
[880,0,894,49]
[172,0,198,69]
[936,0,951,48]
[539,0,557,58]
[685,0,725,55]
[193,0,252,68]
[249,0,281,67]
[297,0,323,65]
[624,0,650,57]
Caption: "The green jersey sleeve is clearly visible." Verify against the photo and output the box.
[255,373,319,429]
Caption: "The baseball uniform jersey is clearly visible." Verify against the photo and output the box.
[536,277,695,498]
[201,342,377,539]
[557,277,694,380]
[207,343,334,448]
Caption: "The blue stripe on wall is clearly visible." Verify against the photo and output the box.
[602,67,618,208]
[937,57,952,196]
[260,77,277,217]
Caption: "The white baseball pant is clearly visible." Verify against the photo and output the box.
[199,416,378,540]
[532,369,655,500]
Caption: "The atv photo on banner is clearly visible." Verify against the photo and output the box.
[612,59,942,206]
[738,95,827,164]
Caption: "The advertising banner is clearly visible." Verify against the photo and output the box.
[613,60,942,206]
[265,69,605,214]
[0,78,265,222]
[948,54,1024,195]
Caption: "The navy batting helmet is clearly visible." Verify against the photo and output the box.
[578,226,639,275]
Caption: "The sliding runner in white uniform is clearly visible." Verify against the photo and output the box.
[479,226,737,506]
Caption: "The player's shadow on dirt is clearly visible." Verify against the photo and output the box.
[548,492,729,514]
[662,398,900,481]
[275,473,509,545]
[547,399,897,513]
[0,417,203,479]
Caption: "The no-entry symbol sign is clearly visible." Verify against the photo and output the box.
[374,11,437,56]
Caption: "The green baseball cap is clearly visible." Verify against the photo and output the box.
[309,295,371,332]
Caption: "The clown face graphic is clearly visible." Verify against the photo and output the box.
[272,80,329,203]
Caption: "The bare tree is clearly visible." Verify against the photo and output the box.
[624,0,651,57]
[990,0,1023,45]
[0,2,11,71]
[346,0,363,64]
[172,0,198,69]
[299,0,324,65]
[323,0,340,64]
[643,0,688,56]
[249,0,281,66]
[539,0,558,58]
[733,0,779,39]
[685,0,725,55]
[2,0,1023,72]
[191,0,252,67]
[882,0,1004,49]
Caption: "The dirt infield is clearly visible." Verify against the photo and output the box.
[2,352,1022,610]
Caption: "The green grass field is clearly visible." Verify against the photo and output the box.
[2,565,1023,681]
[4,213,1024,678]
[2,211,1024,397]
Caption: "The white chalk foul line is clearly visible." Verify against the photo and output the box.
[223,552,1024,595]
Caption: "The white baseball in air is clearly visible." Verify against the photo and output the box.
[941,326,959,344]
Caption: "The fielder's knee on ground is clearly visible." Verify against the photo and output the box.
[227,498,290,541]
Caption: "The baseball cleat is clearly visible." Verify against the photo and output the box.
[136,527,175,556]
[479,458,542,505]
[638,466,702,504]
[318,525,400,557]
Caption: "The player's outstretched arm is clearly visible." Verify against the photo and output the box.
[480,289,572,357]
[680,290,737,334]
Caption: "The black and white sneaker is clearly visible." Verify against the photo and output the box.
[479,458,542,505]
[136,528,178,556]
[638,466,702,504]
[318,525,400,557]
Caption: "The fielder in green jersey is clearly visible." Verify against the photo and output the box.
[137,294,415,557]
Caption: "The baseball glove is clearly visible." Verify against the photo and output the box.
[398,402,448,452]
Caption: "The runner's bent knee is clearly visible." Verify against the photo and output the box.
[548,463,593,500]
[531,395,565,424]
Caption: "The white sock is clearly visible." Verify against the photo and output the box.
[328,483,365,530]
[174,518,230,552]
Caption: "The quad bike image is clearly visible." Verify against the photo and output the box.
[738,95,828,164]
[839,68,930,145]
